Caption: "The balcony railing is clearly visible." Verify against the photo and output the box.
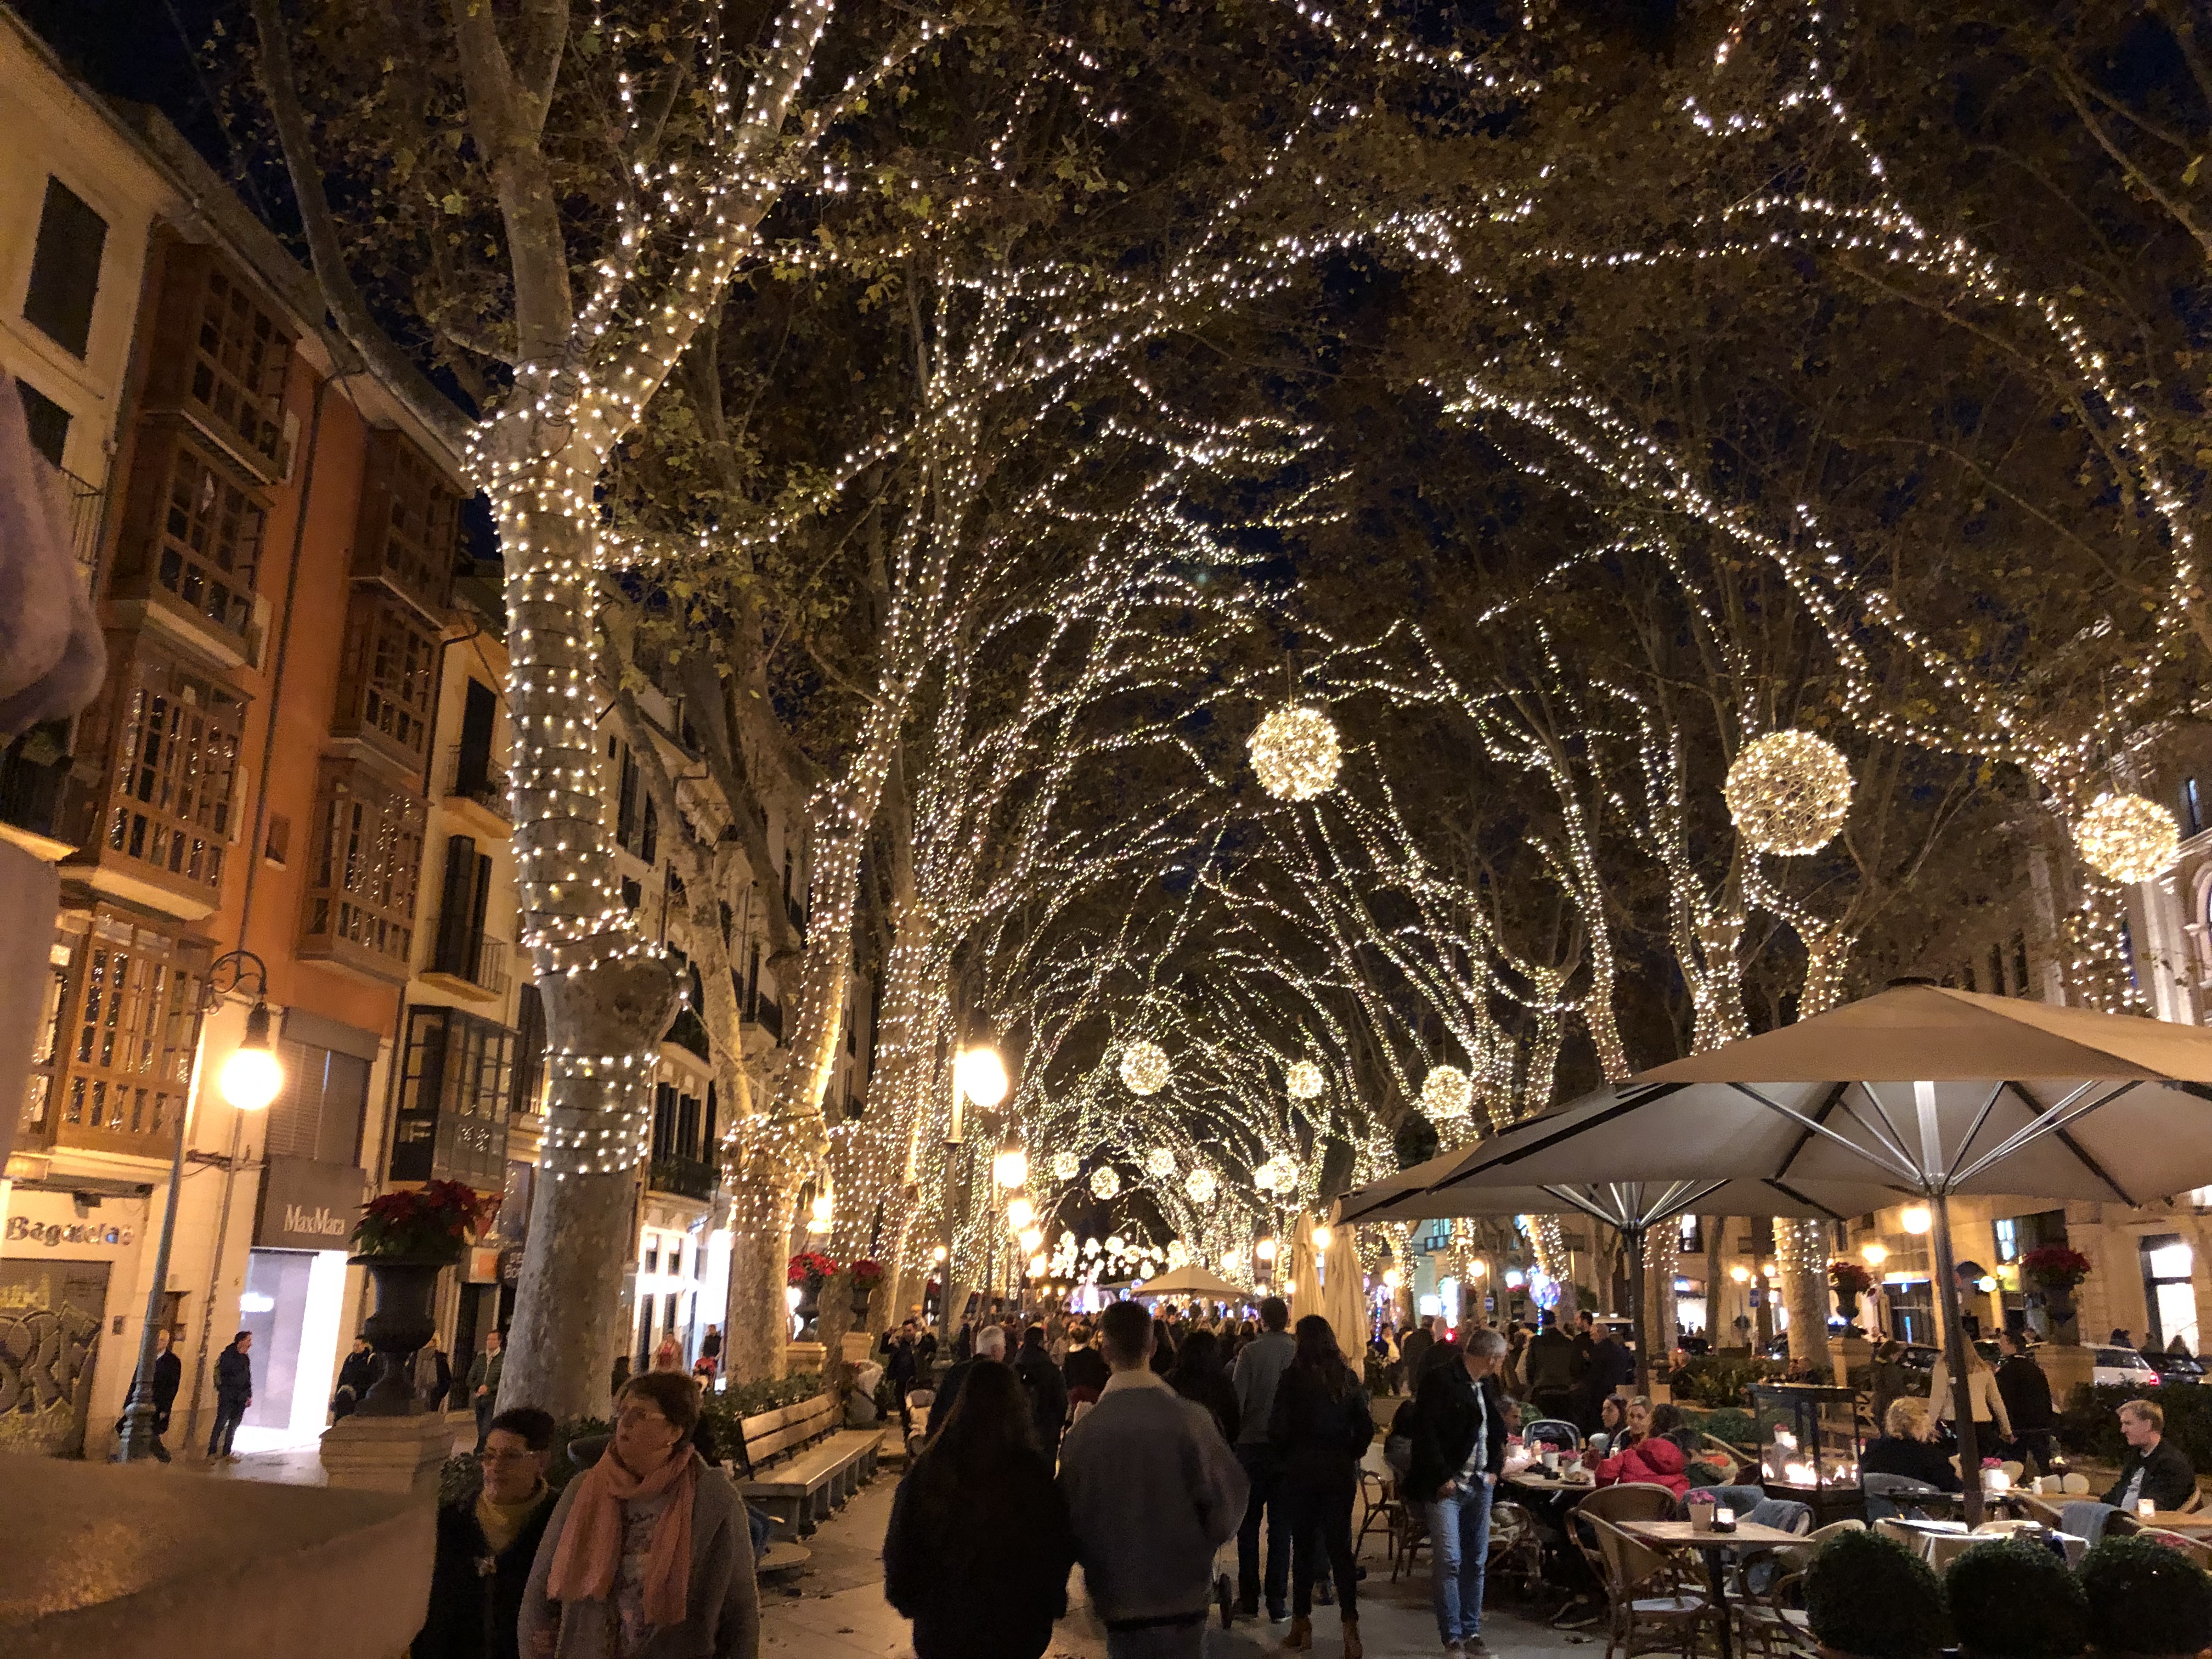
[63,467,104,584]
[444,743,512,822]
[425,926,512,999]
[647,1154,719,1203]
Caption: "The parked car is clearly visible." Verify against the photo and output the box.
[2141,1350,2204,1386]
[2093,1346,2163,1389]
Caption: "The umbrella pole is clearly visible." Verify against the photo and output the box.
[1929,1193,1985,1527]
[1627,1222,1649,1395]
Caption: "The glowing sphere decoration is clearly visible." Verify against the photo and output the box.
[1184,1166,1218,1205]
[1255,1154,1297,1195]
[1248,705,1342,801]
[1119,1040,1170,1096]
[1050,1149,1082,1182]
[1723,730,1854,856]
[1421,1065,1474,1122]
[1167,1240,1190,1268]
[1145,1147,1176,1178]
[1285,1059,1325,1101]
[1090,1165,1122,1201]
[2074,792,2181,884]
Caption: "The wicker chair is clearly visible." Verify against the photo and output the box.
[1590,1515,1714,1659]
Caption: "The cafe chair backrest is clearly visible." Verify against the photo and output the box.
[1580,1482,1679,1525]
[1523,1418,1582,1451]
[1591,1515,1673,1594]
[2060,1473,2091,1495]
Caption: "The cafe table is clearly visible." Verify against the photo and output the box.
[2134,1509,2212,1533]
[1615,1519,1809,1659]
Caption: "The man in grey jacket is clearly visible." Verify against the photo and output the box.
[1060,1299,1249,1659]
[1228,1295,1296,1621]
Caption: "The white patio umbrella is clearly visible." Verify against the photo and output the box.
[1286,1211,1320,1326]
[1319,1200,1367,1362]
[1431,981,2212,1523]
[1132,1262,1248,1302]
[1339,1149,1898,1387]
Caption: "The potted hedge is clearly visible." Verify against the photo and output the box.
[1943,1538,2087,1659]
[349,1179,495,1415]
[2077,1536,2212,1659]
[1803,1530,1948,1659]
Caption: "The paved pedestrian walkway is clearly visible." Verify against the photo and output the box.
[760,1470,1591,1659]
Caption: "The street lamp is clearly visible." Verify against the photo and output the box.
[992,1132,1029,1191]
[1312,1222,1334,1252]
[1901,1205,1933,1236]
[1730,1263,1752,1284]
[117,951,280,1463]
[1006,1195,1036,1232]
[1861,1242,1890,1268]
[1255,1236,1278,1263]
[956,1047,1009,1111]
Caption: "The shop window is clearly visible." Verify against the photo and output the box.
[81,645,245,899]
[334,586,437,769]
[23,177,107,359]
[2143,1236,2200,1354]
[46,909,207,1154]
[264,1037,371,1166]
[513,981,548,1115]
[351,427,457,617]
[298,759,425,981]
[390,1003,516,1187]
[143,244,291,478]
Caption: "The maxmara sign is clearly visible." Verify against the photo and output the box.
[256,1156,369,1253]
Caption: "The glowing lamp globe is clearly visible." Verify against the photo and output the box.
[1312,1223,1334,1252]
[1007,1195,1037,1231]
[1019,1226,1044,1253]
[1090,1165,1121,1201]
[1420,1065,1474,1122]
[1901,1205,1932,1235]
[955,1047,1010,1109]
[2074,792,2181,884]
[1184,1167,1218,1205]
[1723,730,1854,856]
[219,1002,283,1111]
[1249,705,1342,800]
[1145,1147,1176,1178]
[992,1137,1029,1190]
[1255,1236,1279,1263]
[1119,1040,1170,1096]
[219,1043,283,1113]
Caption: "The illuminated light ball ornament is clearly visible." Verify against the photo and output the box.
[1145,1147,1176,1179]
[1050,1150,1082,1183]
[2073,792,2182,884]
[1090,1165,1122,1201]
[1255,1154,1297,1196]
[1421,1065,1474,1123]
[1248,704,1342,801]
[1184,1166,1218,1206]
[1167,1240,1190,1269]
[1119,1040,1170,1097]
[1723,730,1854,856]
[1285,1059,1325,1102]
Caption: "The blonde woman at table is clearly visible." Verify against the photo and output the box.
[1928,1346,2012,1452]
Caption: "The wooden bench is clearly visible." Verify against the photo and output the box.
[735,1392,884,1539]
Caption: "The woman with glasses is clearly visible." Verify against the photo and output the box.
[521,1370,758,1658]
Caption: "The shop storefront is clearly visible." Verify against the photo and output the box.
[236,1156,366,1451]
[0,1182,145,1456]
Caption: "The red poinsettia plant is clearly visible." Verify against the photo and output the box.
[787,1251,840,1287]
[1827,1259,1876,1296]
[353,1179,496,1263]
[849,1259,885,1288]
[2021,1246,2092,1289]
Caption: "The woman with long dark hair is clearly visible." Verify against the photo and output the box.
[1268,1314,1375,1657]
[883,1359,1076,1659]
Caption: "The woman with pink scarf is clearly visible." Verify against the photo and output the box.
[521,1371,759,1658]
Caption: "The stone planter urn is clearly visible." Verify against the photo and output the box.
[348,1256,447,1417]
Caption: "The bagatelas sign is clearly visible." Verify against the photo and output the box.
[256,1156,369,1252]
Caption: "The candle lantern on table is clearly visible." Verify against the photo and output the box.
[1752,1382,1866,1526]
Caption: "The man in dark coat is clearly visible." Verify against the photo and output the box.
[1574,1324,1635,1430]
[928,1322,1005,1435]
[1410,1325,1511,1656]
[414,1407,557,1659]
[150,1327,182,1462]
[208,1331,253,1460]
[332,1336,377,1422]
[1400,1317,1435,1387]
[1014,1324,1071,1463]
[883,1320,921,1429]
[1521,1312,1579,1426]
[1994,1328,2057,1472]
[2102,1398,2196,1513]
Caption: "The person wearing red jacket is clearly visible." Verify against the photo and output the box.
[1587,1399,1692,1497]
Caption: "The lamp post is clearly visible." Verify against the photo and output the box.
[116,951,281,1463]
